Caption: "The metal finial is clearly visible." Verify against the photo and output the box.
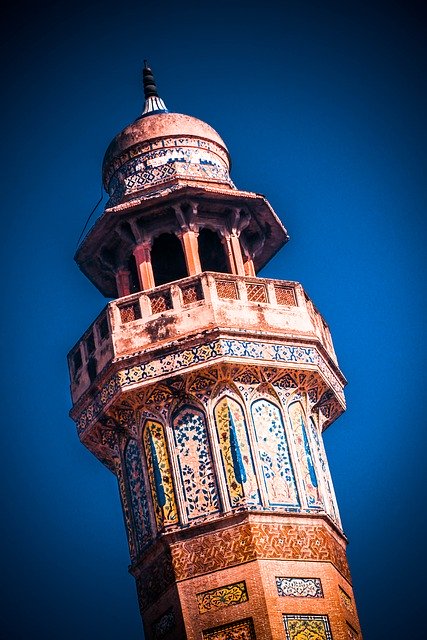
[140,61,168,117]
[143,62,159,99]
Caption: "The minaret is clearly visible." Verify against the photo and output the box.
[68,65,362,640]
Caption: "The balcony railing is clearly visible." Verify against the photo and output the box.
[68,272,336,403]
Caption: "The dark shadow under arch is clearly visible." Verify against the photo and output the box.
[198,228,229,273]
[151,233,188,286]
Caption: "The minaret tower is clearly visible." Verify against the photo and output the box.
[68,65,362,640]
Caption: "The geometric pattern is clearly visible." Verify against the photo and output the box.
[75,338,345,435]
[202,618,256,640]
[106,141,233,206]
[103,135,230,187]
[171,521,351,582]
[197,581,248,613]
[283,615,332,640]
[276,577,323,598]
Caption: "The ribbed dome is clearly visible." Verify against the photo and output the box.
[102,111,233,205]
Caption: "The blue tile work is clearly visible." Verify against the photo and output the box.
[288,401,323,509]
[152,607,176,639]
[172,407,220,520]
[213,396,261,508]
[276,577,323,598]
[309,416,341,526]
[251,399,300,508]
[107,145,233,206]
[75,338,344,435]
[124,439,152,552]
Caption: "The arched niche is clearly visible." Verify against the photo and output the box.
[213,395,260,508]
[198,228,229,273]
[123,439,152,552]
[151,233,188,286]
[142,420,178,528]
[288,401,323,509]
[172,405,220,520]
[251,397,300,508]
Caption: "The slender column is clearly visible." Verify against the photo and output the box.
[229,233,246,276]
[244,257,256,276]
[180,230,202,275]
[115,268,131,297]
[133,242,155,291]
[221,235,235,274]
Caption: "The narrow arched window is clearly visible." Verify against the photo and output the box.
[251,398,299,508]
[151,233,187,286]
[198,228,229,273]
[124,439,152,552]
[143,420,178,528]
[172,406,220,520]
[288,402,322,509]
[213,396,260,507]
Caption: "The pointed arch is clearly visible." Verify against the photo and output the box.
[198,228,229,273]
[172,405,220,520]
[143,420,178,528]
[251,397,299,508]
[151,232,187,285]
[123,439,152,552]
[213,395,260,508]
[288,401,323,509]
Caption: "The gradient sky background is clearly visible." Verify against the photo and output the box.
[2,1,426,638]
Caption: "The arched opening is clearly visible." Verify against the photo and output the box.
[127,254,140,293]
[198,228,229,273]
[151,233,187,286]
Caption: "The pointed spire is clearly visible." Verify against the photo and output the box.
[141,61,168,117]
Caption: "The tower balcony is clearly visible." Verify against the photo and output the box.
[68,272,341,407]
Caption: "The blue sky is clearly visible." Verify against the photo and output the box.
[2,1,426,638]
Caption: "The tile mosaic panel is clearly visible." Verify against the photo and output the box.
[124,439,151,552]
[143,420,178,528]
[152,607,175,639]
[283,614,332,640]
[309,417,340,525]
[346,623,358,639]
[339,587,355,615]
[172,407,220,520]
[202,617,256,640]
[75,338,344,435]
[197,580,248,613]
[214,397,260,507]
[276,577,323,598]
[288,402,323,509]
[115,458,136,561]
[251,399,300,507]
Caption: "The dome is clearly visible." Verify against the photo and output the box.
[102,66,234,206]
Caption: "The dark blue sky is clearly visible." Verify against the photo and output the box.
[2,1,426,638]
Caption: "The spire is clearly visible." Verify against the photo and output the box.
[141,61,168,117]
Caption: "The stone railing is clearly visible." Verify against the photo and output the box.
[68,273,336,402]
